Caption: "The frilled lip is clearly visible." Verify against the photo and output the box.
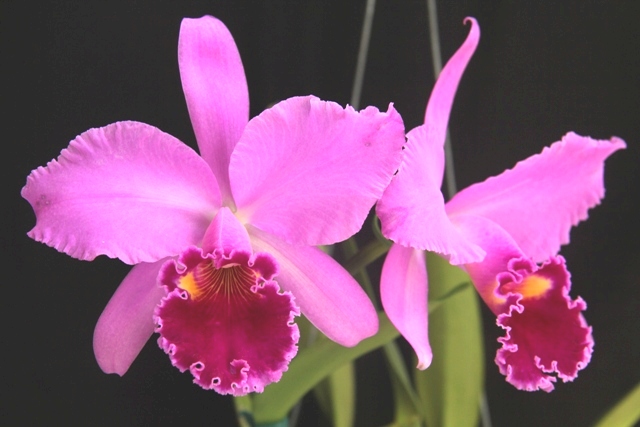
[494,256,593,392]
[154,246,300,395]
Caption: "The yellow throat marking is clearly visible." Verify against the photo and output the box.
[504,274,552,300]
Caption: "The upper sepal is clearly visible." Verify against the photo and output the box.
[179,16,249,203]
[376,17,484,265]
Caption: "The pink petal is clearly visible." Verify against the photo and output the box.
[179,16,249,204]
[247,225,378,346]
[423,17,480,166]
[446,133,626,261]
[155,246,299,395]
[231,96,405,246]
[455,215,593,391]
[381,244,432,369]
[22,121,221,264]
[377,126,484,265]
[495,257,593,392]
[93,260,168,375]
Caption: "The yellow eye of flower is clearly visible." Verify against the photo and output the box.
[502,274,552,300]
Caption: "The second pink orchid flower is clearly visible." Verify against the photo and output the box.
[377,18,625,391]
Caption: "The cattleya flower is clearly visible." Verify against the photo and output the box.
[22,16,405,395]
[376,18,625,391]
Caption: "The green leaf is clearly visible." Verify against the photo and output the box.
[314,362,356,427]
[385,280,471,425]
[341,236,390,303]
[343,238,391,278]
[252,312,400,424]
[234,394,255,427]
[415,252,484,427]
[593,381,640,427]
[384,342,424,423]
[256,420,289,427]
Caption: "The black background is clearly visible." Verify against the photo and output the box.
[6,1,639,426]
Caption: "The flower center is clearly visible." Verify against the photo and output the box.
[178,260,257,302]
[501,274,552,300]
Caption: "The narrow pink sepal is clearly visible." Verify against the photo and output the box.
[231,96,405,246]
[247,225,378,346]
[376,18,483,264]
[179,16,249,203]
[201,206,252,255]
[155,246,298,395]
[381,244,432,369]
[377,126,485,264]
[446,133,626,261]
[495,257,593,392]
[93,260,167,375]
[423,17,480,158]
[22,121,221,264]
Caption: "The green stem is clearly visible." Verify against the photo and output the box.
[343,239,390,278]
[340,237,383,303]
[234,394,255,427]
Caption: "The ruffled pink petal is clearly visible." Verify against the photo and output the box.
[495,257,593,392]
[155,246,299,395]
[381,244,432,369]
[22,121,221,264]
[446,133,626,262]
[456,215,592,391]
[247,225,378,346]
[231,96,405,246]
[377,126,484,264]
[93,259,168,375]
[179,16,249,203]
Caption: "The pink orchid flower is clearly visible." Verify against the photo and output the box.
[376,18,625,391]
[22,16,405,395]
